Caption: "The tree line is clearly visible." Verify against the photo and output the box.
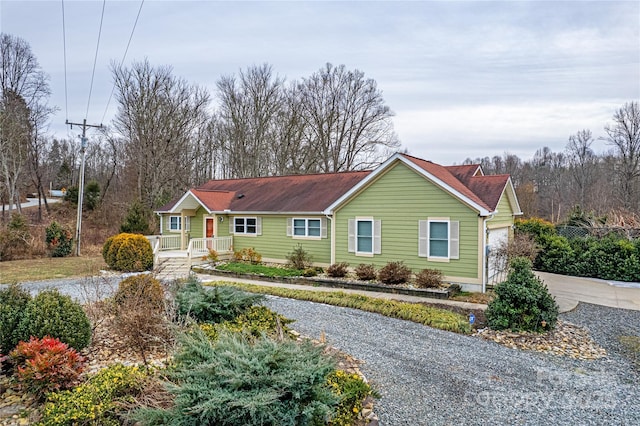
[1,32,639,226]
[463,101,640,223]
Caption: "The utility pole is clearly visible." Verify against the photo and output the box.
[66,119,103,256]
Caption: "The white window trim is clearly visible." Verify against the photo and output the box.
[289,218,324,240]
[169,215,190,232]
[348,217,381,256]
[233,217,259,236]
[428,219,450,261]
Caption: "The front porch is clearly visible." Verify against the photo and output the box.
[148,235,233,277]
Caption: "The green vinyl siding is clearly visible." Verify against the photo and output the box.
[225,215,331,264]
[334,161,480,278]
[490,192,515,229]
[189,208,205,238]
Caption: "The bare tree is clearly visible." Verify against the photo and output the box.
[565,129,596,209]
[298,63,399,172]
[215,64,286,178]
[0,90,30,215]
[0,33,52,218]
[604,101,640,210]
[111,59,211,209]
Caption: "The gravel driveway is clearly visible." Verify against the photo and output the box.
[6,279,639,425]
[264,297,640,426]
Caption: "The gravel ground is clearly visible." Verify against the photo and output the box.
[5,279,639,425]
[264,296,640,426]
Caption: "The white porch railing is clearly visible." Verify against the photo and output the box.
[187,236,233,259]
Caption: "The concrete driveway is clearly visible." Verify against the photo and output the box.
[536,271,640,312]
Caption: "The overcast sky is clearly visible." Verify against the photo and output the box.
[1,0,639,165]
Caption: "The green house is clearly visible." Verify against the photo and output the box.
[155,153,521,292]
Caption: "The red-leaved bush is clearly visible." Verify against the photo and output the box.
[9,336,84,398]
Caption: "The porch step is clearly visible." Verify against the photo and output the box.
[155,257,191,280]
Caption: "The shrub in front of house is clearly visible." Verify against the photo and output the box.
[102,233,153,272]
[114,275,165,310]
[114,275,170,364]
[199,305,295,342]
[39,364,147,426]
[286,244,313,270]
[0,283,31,355]
[414,268,444,288]
[486,257,558,332]
[17,289,91,351]
[45,221,73,257]
[354,264,377,281]
[174,276,263,324]
[327,262,349,278]
[233,247,262,264]
[132,331,338,426]
[9,336,84,399]
[378,261,412,285]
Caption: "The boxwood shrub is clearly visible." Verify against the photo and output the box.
[102,233,153,272]
[17,289,91,351]
[486,257,558,332]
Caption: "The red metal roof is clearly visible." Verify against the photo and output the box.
[157,154,512,214]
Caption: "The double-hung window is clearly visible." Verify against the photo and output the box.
[234,217,258,235]
[169,216,190,232]
[348,218,381,256]
[418,219,459,260]
[429,221,449,258]
[294,218,321,237]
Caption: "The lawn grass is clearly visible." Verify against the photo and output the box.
[215,262,304,278]
[0,256,107,284]
[206,281,472,334]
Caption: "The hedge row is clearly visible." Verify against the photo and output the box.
[516,219,640,282]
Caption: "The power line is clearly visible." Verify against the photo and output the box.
[85,0,106,121]
[101,0,145,124]
[61,0,68,120]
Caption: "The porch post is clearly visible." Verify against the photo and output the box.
[181,212,186,250]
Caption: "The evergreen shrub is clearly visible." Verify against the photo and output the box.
[39,364,147,426]
[17,289,91,350]
[45,221,73,257]
[133,331,338,426]
[0,283,31,354]
[10,336,84,399]
[199,305,294,341]
[174,276,263,324]
[120,200,151,234]
[102,233,153,272]
[486,257,558,332]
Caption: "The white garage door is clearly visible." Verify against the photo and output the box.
[487,227,509,284]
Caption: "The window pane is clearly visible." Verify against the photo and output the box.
[294,219,306,236]
[246,225,256,234]
[308,219,321,237]
[357,220,373,253]
[430,222,448,239]
[429,222,448,257]
[247,218,256,226]
[235,218,244,233]
[357,220,372,237]
[430,240,448,257]
[358,236,372,252]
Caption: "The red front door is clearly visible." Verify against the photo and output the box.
[206,218,215,249]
